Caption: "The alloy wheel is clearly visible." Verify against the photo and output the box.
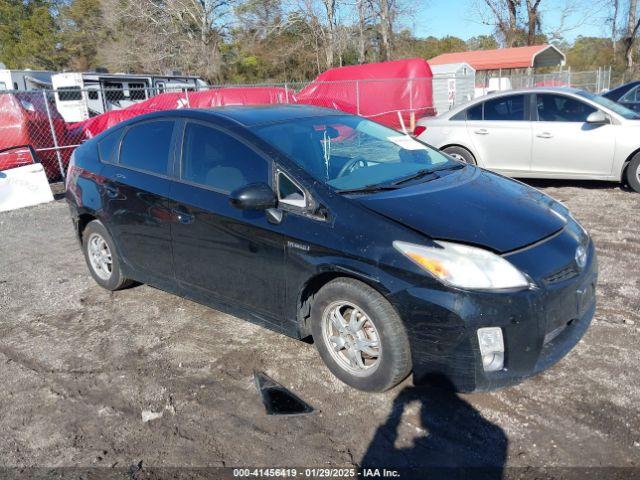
[87,233,113,280]
[321,301,381,376]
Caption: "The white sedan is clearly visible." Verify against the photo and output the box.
[414,87,640,193]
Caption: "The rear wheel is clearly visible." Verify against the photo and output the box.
[442,146,476,165]
[82,220,133,290]
[626,154,640,193]
[310,278,412,392]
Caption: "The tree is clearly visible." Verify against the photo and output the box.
[466,35,499,50]
[104,0,236,81]
[624,0,639,67]
[609,0,620,56]
[525,0,542,45]
[0,0,64,69]
[374,0,394,60]
[477,0,519,47]
[59,0,108,70]
[356,0,374,63]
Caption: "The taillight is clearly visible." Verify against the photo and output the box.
[413,125,427,137]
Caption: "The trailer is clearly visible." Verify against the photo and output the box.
[430,62,476,114]
[0,69,54,92]
[51,71,208,122]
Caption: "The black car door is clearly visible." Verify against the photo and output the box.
[167,120,285,326]
[100,119,179,290]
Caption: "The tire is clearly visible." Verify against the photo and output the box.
[625,154,640,193]
[82,220,133,291]
[310,278,412,392]
[442,146,476,165]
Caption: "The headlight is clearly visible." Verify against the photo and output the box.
[393,240,530,290]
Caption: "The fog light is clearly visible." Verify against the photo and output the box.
[477,327,504,372]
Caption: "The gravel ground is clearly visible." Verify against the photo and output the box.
[0,180,638,477]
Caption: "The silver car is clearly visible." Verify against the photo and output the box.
[415,87,640,193]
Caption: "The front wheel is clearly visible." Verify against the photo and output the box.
[310,278,412,392]
[442,146,476,165]
[626,154,640,193]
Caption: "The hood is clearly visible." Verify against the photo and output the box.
[357,167,566,253]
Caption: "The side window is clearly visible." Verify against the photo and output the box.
[450,110,467,121]
[536,94,597,122]
[182,122,268,192]
[57,87,83,101]
[620,85,640,103]
[97,129,122,164]
[484,95,525,121]
[467,103,483,121]
[277,172,306,208]
[119,120,174,175]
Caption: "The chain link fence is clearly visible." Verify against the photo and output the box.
[0,68,614,186]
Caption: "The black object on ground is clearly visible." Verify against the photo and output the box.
[254,371,314,415]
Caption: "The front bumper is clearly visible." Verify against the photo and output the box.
[389,232,598,393]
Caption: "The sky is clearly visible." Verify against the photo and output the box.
[411,0,607,43]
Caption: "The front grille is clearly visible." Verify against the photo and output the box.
[544,264,578,284]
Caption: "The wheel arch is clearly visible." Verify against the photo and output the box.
[440,143,479,164]
[296,269,390,339]
[77,212,98,242]
[621,148,640,182]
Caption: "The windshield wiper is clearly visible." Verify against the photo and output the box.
[429,163,465,173]
[390,168,439,186]
[335,184,401,194]
[392,163,465,186]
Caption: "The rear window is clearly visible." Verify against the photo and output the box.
[119,121,174,175]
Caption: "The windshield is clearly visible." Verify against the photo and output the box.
[253,115,458,191]
[577,91,640,120]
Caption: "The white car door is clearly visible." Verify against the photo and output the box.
[531,93,615,176]
[465,93,532,173]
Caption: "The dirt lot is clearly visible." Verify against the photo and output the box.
[0,180,639,477]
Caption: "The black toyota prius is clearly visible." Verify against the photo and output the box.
[65,105,597,392]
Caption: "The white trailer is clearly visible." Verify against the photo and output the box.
[430,62,476,115]
[51,71,208,122]
[0,69,54,91]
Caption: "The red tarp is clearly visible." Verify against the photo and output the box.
[1,60,435,171]
[74,59,434,138]
[73,87,294,138]
[296,58,434,129]
[0,93,81,179]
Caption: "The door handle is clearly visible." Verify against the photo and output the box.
[474,129,489,135]
[536,132,553,139]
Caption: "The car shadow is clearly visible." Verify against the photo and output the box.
[517,178,626,191]
[360,378,507,479]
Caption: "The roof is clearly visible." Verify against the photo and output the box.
[430,62,475,75]
[429,45,566,71]
[210,105,343,126]
[97,105,343,134]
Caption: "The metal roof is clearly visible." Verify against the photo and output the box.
[429,45,566,71]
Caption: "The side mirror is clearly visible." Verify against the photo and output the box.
[586,111,609,124]
[229,183,277,210]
